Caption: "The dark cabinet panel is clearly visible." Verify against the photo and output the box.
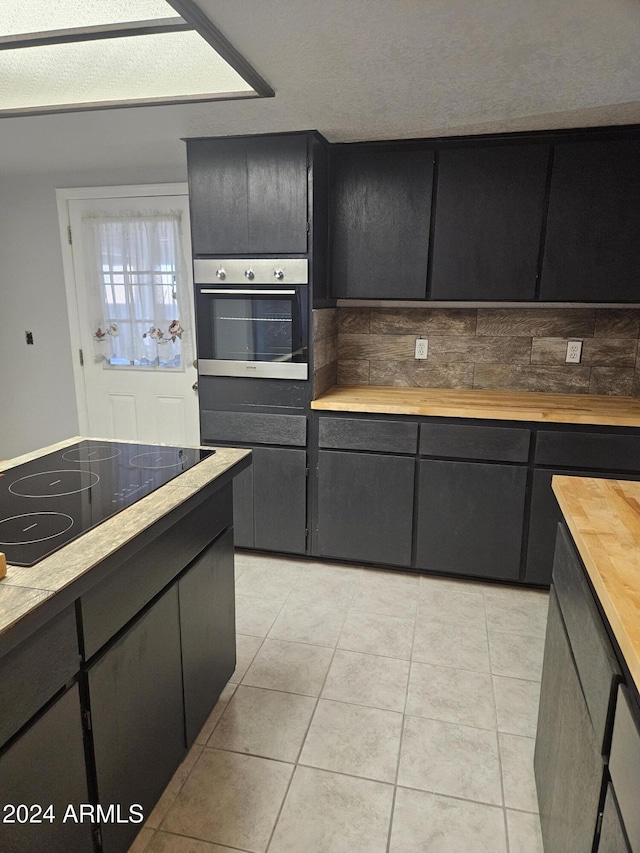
[415,459,526,580]
[535,589,602,853]
[252,446,307,554]
[233,463,254,549]
[535,429,640,472]
[246,134,308,253]
[540,140,640,301]
[187,134,308,256]
[188,137,250,255]
[609,686,640,853]
[0,605,78,747]
[430,144,549,300]
[180,530,236,746]
[0,686,92,853]
[419,422,530,463]
[331,147,434,298]
[201,410,307,446]
[553,524,621,753]
[90,587,185,853]
[317,450,415,566]
[319,416,418,454]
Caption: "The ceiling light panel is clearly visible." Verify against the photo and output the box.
[1,0,179,36]
[0,31,255,112]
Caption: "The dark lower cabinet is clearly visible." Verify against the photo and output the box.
[598,785,631,853]
[415,459,526,580]
[0,686,92,853]
[233,463,255,549]
[89,587,186,853]
[316,450,415,566]
[254,447,307,554]
[180,530,236,746]
[236,446,307,555]
[534,589,602,853]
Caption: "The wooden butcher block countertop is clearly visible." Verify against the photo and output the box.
[311,386,640,427]
[553,476,640,692]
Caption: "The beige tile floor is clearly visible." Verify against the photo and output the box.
[129,552,549,853]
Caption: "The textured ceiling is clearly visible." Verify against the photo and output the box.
[1,0,640,174]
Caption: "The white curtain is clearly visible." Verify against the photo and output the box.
[81,210,193,368]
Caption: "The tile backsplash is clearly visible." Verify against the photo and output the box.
[334,307,640,396]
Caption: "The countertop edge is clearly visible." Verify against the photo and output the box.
[552,476,640,694]
[311,386,640,427]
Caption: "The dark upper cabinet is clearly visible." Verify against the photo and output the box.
[330,147,434,299]
[430,144,549,300]
[540,139,640,302]
[187,134,309,255]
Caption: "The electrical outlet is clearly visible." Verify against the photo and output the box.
[415,338,428,360]
[566,341,583,363]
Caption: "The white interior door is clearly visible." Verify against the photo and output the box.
[65,191,200,446]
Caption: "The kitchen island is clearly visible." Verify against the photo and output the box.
[0,437,251,853]
[535,476,640,853]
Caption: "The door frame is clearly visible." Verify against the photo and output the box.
[56,183,190,436]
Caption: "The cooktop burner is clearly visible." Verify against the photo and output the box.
[0,440,214,567]
[9,469,100,498]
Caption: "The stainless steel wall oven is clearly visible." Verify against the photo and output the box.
[194,259,309,380]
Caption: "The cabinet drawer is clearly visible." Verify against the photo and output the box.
[419,423,530,462]
[536,430,640,472]
[201,410,306,447]
[81,486,232,659]
[609,686,640,853]
[552,524,621,751]
[0,606,79,747]
[319,416,417,453]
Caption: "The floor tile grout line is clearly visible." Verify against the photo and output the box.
[264,605,348,853]
[385,785,398,853]
[148,824,253,852]
[487,614,512,853]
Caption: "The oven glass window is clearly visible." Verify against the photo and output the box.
[208,294,306,363]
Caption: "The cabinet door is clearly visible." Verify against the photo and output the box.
[535,590,602,853]
[317,450,415,566]
[180,530,235,746]
[598,785,631,853]
[331,147,434,298]
[246,134,308,253]
[0,686,92,853]
[89,587,185,853]
[525,468,640,585]
[416,459,526,580]
[187,137,250,255]
[252,446,307,554]
[540,140,640,301]
[233,462,255,549]
[430,144,549,300]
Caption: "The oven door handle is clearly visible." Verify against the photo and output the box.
[199,288,297,295]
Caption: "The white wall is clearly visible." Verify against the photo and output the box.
[0,162,186,460]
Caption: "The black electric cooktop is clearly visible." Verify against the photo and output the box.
[0,440,215,567]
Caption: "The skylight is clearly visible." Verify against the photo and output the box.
[0,0,273,116]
